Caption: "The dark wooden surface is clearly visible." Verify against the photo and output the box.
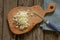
[0,0,60,40]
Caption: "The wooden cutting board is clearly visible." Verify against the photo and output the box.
[7,3,56,34]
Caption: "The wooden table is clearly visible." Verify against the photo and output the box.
[0,0,60,40]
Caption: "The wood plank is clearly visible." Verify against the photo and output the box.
[18,0,34,6]
[0,15,2,40]
[34,0,43,6]
[44,31,58,40]
[58,34,60,40]
[3,0,17,40]
[0,0,3,40]
[57,32,60,40]
[32,0,43,40]
[32,25,43,40]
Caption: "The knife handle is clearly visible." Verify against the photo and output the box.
[46,21,60,31]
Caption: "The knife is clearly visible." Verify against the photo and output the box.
[33,11,60,31]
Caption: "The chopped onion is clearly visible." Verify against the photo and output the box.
[12,11,29,30]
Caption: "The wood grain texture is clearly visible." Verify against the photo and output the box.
[3,0,17,40]
[32,25,43,40]
[43,31,59,40]
[34,0,43,6]
[18,0,34,7]
[0,0,3,40]
[58,33,60,40]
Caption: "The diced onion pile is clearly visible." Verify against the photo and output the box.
[12,11,29,30]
